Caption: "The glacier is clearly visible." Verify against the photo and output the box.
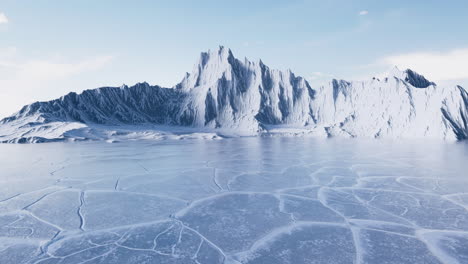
[0,46,467,143]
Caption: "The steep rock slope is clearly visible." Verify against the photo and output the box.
[315,73,468,139]
[175,47,316,130]
[0,46,467,143]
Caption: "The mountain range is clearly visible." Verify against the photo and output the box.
[1,46,467,143]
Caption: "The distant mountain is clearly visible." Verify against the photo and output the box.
[1,46,467,143]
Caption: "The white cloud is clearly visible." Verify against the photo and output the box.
[380,48,468,81]
[0,51,113,117]
[359,10,369,16]
[0,46,17,58]
[16,56,114,81]
[0,13,8,24]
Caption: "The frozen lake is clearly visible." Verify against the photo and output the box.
[1,137,468,263]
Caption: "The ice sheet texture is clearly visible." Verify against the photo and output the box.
[1,137,468,263]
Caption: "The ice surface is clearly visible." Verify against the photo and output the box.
[0,137,467,263]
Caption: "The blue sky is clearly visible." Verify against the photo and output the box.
[1,0,468,118]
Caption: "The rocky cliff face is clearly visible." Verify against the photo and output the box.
[1,46,467,143]
[174,47,316,131]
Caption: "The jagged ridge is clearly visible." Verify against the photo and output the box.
[1,46,467,143]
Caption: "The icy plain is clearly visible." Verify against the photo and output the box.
[1,137,468,263]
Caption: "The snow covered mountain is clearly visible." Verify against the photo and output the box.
[1,46,467,143]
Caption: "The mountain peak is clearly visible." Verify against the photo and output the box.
[177,46,237,90]
[216,45,231,55]
[1,47,468,142]
[403,69,435,88]
[388,67,435,88]
[198,46,233,66]
[388,66,404,79]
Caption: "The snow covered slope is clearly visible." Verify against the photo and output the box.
[1,46,467,143]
